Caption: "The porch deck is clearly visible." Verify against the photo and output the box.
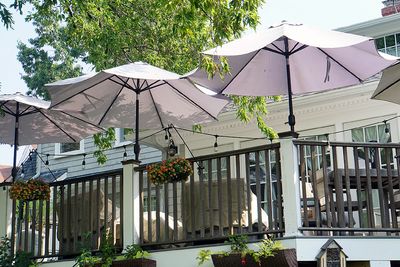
[4,140,400,260]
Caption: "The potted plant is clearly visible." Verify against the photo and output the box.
[112,244,155,267]
[147,157,192,185]
[9,179,50,201]
[0,236,39,267]
[197,235,294,267]
[75,236,156,267]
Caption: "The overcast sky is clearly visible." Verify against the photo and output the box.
[0,0,387,166]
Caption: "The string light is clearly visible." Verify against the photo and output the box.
[20,163,24,178]
[168,138,178,157]
[45,154,49,166]
[123,145,128,161]
[164,129,169,144]
[384,120,390,138]
[325,134,331,152]
[214,135,219,152]
[81,153,86,169]
[28,151,32,161]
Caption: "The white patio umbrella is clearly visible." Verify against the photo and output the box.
[46,61,229,161]
[0,93,105,180]
[188,21,397,135]
[371,62,400,104]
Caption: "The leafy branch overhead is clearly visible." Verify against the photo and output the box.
[13,0,279,162]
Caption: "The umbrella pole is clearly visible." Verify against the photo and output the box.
[11,102,20,181]
[134,92,141,161]
[284,37,296,135]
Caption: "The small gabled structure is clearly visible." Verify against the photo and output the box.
[316,239,348,267]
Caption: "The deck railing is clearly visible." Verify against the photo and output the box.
[135,143,284,248]
[9,171,123,259]
[295,140,400,235]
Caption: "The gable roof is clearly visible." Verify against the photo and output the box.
[316,239,348,259]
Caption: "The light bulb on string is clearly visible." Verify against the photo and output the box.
[214,135,219,152]
[325,134,331,152]
[20,163,24,178]
[82,153,86,170]
[168,138,178,157]
[45,154,49,166]
[164,129,169,144]
[28,151,32,161]
[384,120,390,138]
[123,145,128,161]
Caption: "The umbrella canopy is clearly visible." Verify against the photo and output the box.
[46,61,229,161]
[188,21,397,134]
[371,62,400,104]
[0,93,105,179]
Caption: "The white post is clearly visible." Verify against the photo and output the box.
[0,187,10,238]
[279,136,302,237]
[122,160,140,248]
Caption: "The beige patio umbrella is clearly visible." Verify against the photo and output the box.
[0,93,105,180]
[371,62,400,104]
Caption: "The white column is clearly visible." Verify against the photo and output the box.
[279,137,302,237]
[0,187,10,237]
[122,160,140,248]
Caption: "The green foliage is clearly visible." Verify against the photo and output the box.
[0,237,13,267]
[124,244,150,260]
[231,95,280,139]
[0,236,39,267]
[75,249,99,267]
[99,232,116,267]
[197,235,282,265]
[93,128,116,165]
[226,234,248,253]
[196,249,212,266]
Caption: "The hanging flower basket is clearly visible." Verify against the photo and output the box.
[9,179,51,201]
[147,157,193,185]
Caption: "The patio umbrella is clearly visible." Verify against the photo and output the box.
[46,61,229,161]
[371,62,400,104]
[0,93,105,180]
[188,21,396,135]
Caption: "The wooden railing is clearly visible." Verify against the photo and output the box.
[295,140,400,235]
[135,143,284,248]
[9,171,123,259]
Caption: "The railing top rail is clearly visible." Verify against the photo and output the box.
[294,139,400,148]
[135,142,281,171]
[49,170,123,186]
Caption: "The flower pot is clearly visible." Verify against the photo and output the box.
[259,249,298,267]
[90,259,156,267]
[112,259,156,267]
[211,249,297,267]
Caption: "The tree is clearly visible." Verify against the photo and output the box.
[17,0,278,163]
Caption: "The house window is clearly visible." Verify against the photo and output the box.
[249,151,278,216]
[351,123,392,167]
[303,134,331,181]
[55,140,84,156]
[115,128,134,146]
[375,33,400,57]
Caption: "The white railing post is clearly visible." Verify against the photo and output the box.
[279,134,302,237]
[0,187,11,238]
[122,160,141,248]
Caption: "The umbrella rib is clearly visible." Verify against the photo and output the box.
[1,104,16,116]
[35,108,78,143]
[147,82,165,129]
[289,42,300,53]
[220,50,261,95]
[262,47,284,55]
[19,105,34,116]
[164,80,218,121]
[110,76,136,91]
[317,48,362,82]
[98,78,130,125]
[51,74,116,108]
[59,110,106,131]
[290,44,308,55]
[140,81,167,92]
[373,77,400,99]
[271,43,285,54]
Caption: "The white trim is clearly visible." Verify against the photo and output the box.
[114,128,133,148]
[54,139,85,158]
